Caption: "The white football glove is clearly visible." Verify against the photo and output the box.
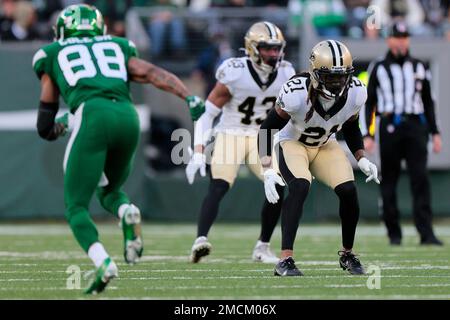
[263,169,286,204]
[186,150,206,185]
[358,157,380,184]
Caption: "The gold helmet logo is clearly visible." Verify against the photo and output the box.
[244,21,286,74]
[309,40,354,98]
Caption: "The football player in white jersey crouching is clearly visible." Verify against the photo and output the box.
[186,22,295,264]
[258,40,380,276]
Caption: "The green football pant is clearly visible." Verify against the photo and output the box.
[63,98,140,252]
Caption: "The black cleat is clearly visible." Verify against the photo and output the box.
[274,257,304,276]
[420,236,443,246]
[389,237,402,246]
[338,251,366,275]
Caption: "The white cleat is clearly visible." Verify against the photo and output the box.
[121,204,143,265]
[124,237,143,265]
[252,241,279,264]
[190,236,212,263]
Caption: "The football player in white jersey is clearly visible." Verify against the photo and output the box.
[186,22,295,263]
[258,40,380,276]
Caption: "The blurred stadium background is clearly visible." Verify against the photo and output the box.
[0,0,450,223]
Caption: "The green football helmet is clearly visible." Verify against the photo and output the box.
[54,4,106,40]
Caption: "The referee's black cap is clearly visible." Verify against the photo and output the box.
[388,21,410,38]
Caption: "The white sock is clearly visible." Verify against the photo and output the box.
[118,203,130,220]
[88,242,109,268]
[256,240,269,247]
[195,236,207,244]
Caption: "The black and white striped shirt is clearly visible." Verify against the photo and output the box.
[362,51,439,136]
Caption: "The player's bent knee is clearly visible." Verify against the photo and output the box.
[96,187,107,202]
[275,184,286,198]
[64,204,88,221]
[287,178,310,198]
[334,181,357,199]
[208,179,230,199]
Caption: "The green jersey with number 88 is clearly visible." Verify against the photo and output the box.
[32,35,138,113]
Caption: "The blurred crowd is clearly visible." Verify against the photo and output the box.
[1,0,449,51]
[0,0,132,40]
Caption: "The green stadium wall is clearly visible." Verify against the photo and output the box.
[1,132,450,222]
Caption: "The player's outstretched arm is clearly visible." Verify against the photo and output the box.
[128,57,204,121]
[192,82,229,153]
[128,57,189,99]
[36,74,66,141]
[258,106,290,203]
[185,82,229,184]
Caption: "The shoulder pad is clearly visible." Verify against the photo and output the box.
[32,45,53,79]
[215,57,245,85]
[32,48,47,69]
[128,40,137,49]
[277,77,308,114]
[350,76,367,108]
[279,60,296,79]
[109,36,138,59]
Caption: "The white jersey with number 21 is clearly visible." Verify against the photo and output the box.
[276,75,367,148]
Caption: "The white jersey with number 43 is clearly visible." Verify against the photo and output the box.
[276,75,367,147]
[214,57,295,136]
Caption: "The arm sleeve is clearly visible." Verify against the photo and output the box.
[258,108,289,159]
[364,61,379,138]
[37,101,60,141]
[342,115,364,156]
[421,66,439,134]
[193,100,222,146]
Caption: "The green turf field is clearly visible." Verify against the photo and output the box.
[0,222,449,299]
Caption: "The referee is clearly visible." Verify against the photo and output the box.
[362,21,443,246]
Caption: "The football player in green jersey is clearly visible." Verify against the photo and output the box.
[32,4,205,294]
